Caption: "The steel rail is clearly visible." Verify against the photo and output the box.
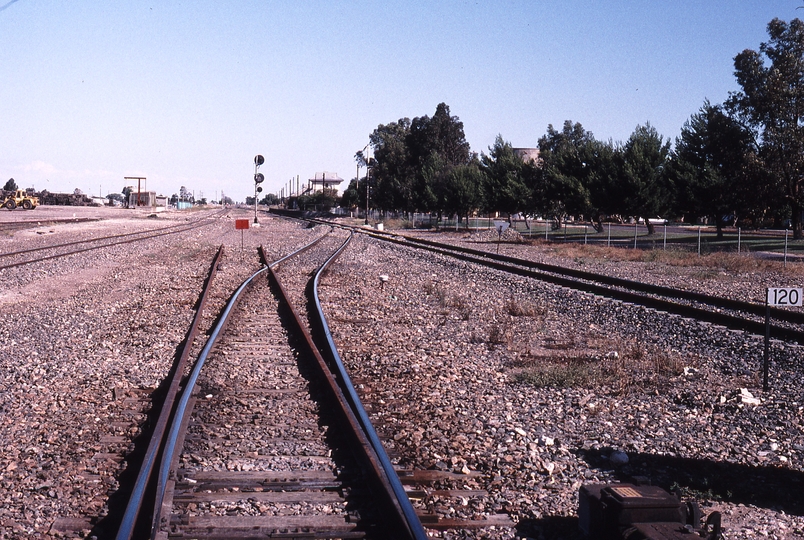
[0,216,98,231]
[115,245,224,540]
[149,265,270,538]
[311,216,778,317]
[267,240,422,538]
[267,225,334,267]
[392,233,804,342]
[144,230,335,538]
[397,234,804,325]
[309,232,429,540]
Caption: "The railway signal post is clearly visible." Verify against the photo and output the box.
[494,220,509,254]
[253,154,264,225]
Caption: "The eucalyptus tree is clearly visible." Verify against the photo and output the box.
[369,103,473,217]
[620,123,672,234]
[408,102,472,167]
[339,178,362,210]
[369,117,414,213]
[442,162,484,226]
[536,121,626,232]
[480,136,529,217]
[537,121,594,225]
[728,18,804,237]
[584,139,624,232]
[672,101,759,238]
[406,103,472,215]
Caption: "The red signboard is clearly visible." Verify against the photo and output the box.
[235,219,250,230]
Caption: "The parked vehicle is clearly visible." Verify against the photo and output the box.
[2,189,39,210]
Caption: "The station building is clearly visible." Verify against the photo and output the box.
[306,172,344,195]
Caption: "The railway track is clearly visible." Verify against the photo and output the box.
[6,212,797,538]
[115,230,427,539]
[107,214,802,538]
[0,210,225,270]
[306,217,804,344]
[0,216,100,231]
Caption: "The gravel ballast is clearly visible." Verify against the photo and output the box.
[320,229,804,540]
[0,208,324,538]
[1,210,802,539]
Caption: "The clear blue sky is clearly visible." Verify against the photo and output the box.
[1,1,801,202]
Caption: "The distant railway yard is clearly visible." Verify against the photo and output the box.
[1,206,803,539]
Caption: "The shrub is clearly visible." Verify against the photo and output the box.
[505,298,546,317]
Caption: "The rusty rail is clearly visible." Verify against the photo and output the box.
[147,264,270,538]
[270,233,428,539]
[115,245,225,540]
[115,229,424,538]
[308,232,429,539]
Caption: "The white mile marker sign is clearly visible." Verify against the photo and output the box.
[767,287,803,307]
[762,287,802,391]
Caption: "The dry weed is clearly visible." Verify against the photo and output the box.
[487,323,513,347]
[552,242,804,277]
[505,297,547,317]
[423,280,472,319]
[509,336,688,393]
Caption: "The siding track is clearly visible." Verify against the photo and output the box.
[307,217,804,344]
[0,210,225,270]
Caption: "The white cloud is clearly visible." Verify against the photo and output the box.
[19,161,116,180]
[21,161,59,176]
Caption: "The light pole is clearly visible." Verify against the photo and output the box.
[355,144,369,224]
[365,150,370,225]
[254,155,264,224]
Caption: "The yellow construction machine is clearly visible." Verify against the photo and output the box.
[2,190,39,210]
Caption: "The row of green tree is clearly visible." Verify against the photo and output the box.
[338,18,804,239]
